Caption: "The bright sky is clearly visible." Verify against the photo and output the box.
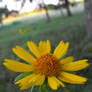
[0,0,82,13]
[44,0,59,5]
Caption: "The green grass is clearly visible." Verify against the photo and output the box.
[0,13,87,61]
[0,12,92,92]
[0,13,84,43]
[0,12,89,64]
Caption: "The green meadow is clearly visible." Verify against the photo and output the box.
[0,12,92,92]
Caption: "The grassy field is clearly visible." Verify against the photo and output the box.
[0,12,92,92]
[0,13,88,61]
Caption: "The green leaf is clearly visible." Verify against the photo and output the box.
[14,72,33,82]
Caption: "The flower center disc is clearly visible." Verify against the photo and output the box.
[32,53,62,76]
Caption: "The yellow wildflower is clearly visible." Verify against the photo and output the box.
[19,29,24,35]
[3,40,89,90]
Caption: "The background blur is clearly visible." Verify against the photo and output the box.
[0,0,92,92]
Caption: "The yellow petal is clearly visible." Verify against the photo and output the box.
[15,74,35,90]
[46,40,51,53]
[48,76,65,90]
[18,74,45,90]
[54,77,65,87]
[39,41,46,52]
[58,72,88,84]
[15,74,35,85]
[12,46,35,63]
[60,56,74,64]
[3,59,32,72]
[27,41,40,57]
[54,41,69,59]
[62,59,89,71]
[54,41,64,57]
[48,76,58,90]
[35,75,45,85]
[28,74,43,84]
[20,83,33,90]
[38,40,51,55]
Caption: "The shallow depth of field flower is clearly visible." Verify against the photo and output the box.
[19,29,24,34]
[3,40,89,91]
[19,28,29,35]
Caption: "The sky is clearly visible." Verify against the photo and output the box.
[0,0,82,13]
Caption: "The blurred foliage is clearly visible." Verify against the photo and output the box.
[0,13,92,92]
[0,7,9,26]
[0,7,9,17]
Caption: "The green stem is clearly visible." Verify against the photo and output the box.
[39,84,49,92]
[30,85,35,92]
[45,85,49,92]
[40,85,44,92]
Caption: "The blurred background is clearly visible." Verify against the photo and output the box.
[0,0,92,92]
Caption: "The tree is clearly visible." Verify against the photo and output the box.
[0,7,8,27]
[84,0,92,39]
[64,0,72,16]
[39,2,51,23]
[21,0,51,22]
[44,6,51,23]
[35,0,51,23]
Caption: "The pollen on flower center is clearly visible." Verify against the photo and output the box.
[32,53,62,76]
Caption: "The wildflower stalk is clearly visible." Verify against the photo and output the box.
[30,85,35,92]
[40,85,44,92]
[40,83,48,92]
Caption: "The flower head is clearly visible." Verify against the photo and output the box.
[19,29,24,34]
[3,40,89,90]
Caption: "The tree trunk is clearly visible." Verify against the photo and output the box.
[65,0,72,16]
[84,0,92,39]
[44,5,51,23]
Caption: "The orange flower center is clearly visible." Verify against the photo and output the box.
[32,53,62,76]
